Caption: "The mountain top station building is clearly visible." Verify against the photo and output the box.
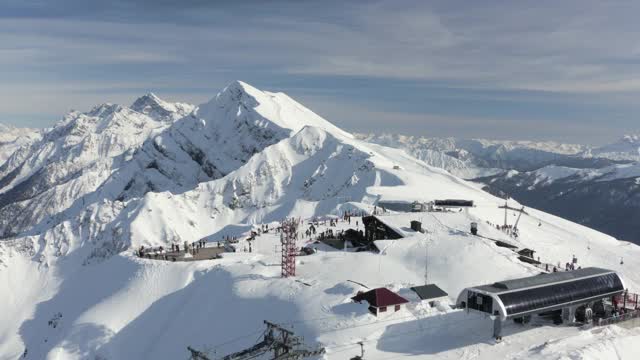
[456,267,625,339]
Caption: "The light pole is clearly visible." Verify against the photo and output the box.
[424,234,429,285]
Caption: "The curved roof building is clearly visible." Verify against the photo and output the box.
[457,267,625,321]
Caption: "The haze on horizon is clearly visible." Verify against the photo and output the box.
[1,0,640,145]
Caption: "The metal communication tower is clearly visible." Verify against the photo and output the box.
[281,218,299,278]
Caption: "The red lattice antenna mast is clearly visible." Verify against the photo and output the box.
[281,218,299,277]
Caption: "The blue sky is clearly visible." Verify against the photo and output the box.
[1,0,639,144]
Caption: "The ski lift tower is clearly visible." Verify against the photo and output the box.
[512,206,525,237]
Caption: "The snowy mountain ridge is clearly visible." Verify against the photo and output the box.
[130,92,195,122]
[478,160,640,243]
[0,81,355,241]
[588,134,640,161]
[356,133,586,156]
[0,101,177,239]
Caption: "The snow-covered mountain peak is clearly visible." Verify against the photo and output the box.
[198,80,352,139]
[48,104,160,142]
[130,92,194,122]
[86,103,123,118]
[0,82,357,241]
[136,92,162,102]
[131,93,163,111]
[214,80,261,103]
[0,99,181,238]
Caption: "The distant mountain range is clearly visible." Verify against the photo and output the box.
[358,133,640,243]
[0,124,42,165]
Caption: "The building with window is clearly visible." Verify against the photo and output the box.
[456,267,625,338]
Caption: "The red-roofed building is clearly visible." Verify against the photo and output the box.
[351,288,409,316]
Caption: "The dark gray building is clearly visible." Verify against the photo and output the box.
[456,267,625,338]
[411,284,448,306]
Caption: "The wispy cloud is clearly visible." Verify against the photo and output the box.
[1,0,639,143]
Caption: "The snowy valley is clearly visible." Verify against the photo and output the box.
[1,82,639,360]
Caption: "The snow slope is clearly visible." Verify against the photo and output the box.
[4,208,638,359]
[128,125,499,251]
[0,82,639,360]
[354,133,498,178]
[130,92,194,122]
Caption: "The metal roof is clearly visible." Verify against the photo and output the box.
[362,216,406,238]
[473,267,616,294]
[410,284,448,300]
[434,199,474,207]
[352,288,409,307]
